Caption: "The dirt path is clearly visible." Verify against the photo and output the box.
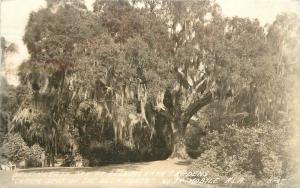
[0,159,213,188]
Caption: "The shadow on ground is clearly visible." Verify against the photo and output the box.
[18,162,151,173]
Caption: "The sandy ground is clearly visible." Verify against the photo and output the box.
[0,159,213,188]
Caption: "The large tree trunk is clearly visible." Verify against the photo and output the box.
[169,132,190,159]
[155,91,213,160]
[168,121,190,159]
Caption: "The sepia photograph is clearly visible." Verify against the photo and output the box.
[0,0,300,187]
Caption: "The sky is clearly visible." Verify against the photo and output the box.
[0,0,300,85]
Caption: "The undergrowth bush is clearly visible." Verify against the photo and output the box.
[26,144,44,167]
[0,134,44,167]
[0,134,29,164]
[189,123,289,181]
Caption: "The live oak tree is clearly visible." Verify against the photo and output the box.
[124,0,270,158]
[13,0,298,162]
[14,1,90,166]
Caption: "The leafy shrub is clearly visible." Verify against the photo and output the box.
[0,134,44,167]
[26,144,44,167]
[0,134,29,163]
[62,153,88,167]
[189,123,289,180]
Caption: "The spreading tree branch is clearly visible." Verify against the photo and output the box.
[182,91,213,124]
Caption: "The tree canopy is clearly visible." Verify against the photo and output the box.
[6,0,299,167]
